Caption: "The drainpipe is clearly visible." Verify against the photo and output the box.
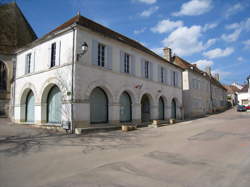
[71,26,76,133]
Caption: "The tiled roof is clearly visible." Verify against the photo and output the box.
[173,56,226,91]
[239,84,249,93]
[224,85,241,93]
[17,14,183,70]
[0,2,37,54]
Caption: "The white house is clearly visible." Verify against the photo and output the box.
[13,14,183,131]
[237,76,250,106]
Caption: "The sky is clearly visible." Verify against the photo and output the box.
[11,0,250,85]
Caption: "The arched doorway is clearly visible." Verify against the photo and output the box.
[47,86,62,123]
[0,61,7,91]
[120,92,132,122]
[171,99,177,119]
[141,94,151,122]
[159,97,164,120]
[90,87,108,123]
[25,90,35,123]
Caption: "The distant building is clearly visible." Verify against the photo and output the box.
[173,56,227,119]
[0,2,36,116]
[237,76,250,106]
[223,85,240,106]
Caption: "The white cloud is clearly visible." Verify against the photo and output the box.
[225,3,244,18]
[203,47,234,59]
[237,57,244,62]
[134,27,146,34]
[211,69,231,80]
[243,40,250,49]
[221,29,241,42]
[140,6,159,17]
[225,23,240,30]
[134,0,157,4]
[205,38,217,48]
[193,59,214,70]
[151,47,163,55]
[203,23,218,32]
[151,19,183,33]
[226,18,250,31]
[162,25,206,56]
[172,0,212,16]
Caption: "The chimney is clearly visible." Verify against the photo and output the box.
[214,73,220,81]
[205,66,211,76]
[163,47,172,62]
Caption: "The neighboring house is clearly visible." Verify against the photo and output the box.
[0,2,37,117]
[223,85,240,106]
[13,14,183,131]
[237,76,250,106]
[173,56,227,119]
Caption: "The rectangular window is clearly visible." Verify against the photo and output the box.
[98,43,105,67]
[160,67,164,83]
[145,61,149,79]
[124,53,130,73]
[26,53,32,74]
[50,43,56,67]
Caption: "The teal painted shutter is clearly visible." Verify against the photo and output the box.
[48,45,52,68]
[120,92,132,122]
[56,41,61,66]
[48,86,62,124]
[26,91,35,122]
[32,51,35,72]
[150,62,153,80]
[131,55,135,76]
[141,59,145,78]
[90,88,108,123]
[120,51,124,73]
[106,45,112,70]
[158,65,161,82]
[92,40,98,65]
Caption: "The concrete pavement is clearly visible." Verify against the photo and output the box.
[1,109,250,187]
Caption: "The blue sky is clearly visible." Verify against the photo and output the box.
[15,0,250,85]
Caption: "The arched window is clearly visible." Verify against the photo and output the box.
[159,97,164,120]
[141,94,151,122]
[0,61,7,91]
[47,86,62,123]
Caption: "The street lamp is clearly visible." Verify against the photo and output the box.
[77,42,88,61]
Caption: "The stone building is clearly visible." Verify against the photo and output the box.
[173,56,227,119]
[0,2,37,117]
[13,14,183,131]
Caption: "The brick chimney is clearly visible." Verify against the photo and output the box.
[163,47,172,62]
[205,66,211,76]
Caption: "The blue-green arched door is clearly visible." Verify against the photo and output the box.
[141,95,150,122]
[120,92,132,122]
[90,87,108,123]
[25,91,35,122]
[47,86,62,123]
[159,97,164,120]
[171,99,177,119]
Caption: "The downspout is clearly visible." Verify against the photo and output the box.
[71,26,76,133]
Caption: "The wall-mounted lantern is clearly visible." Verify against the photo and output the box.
[77,42,88,61]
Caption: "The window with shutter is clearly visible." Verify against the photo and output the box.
[145,60,149,79]
[124,53,130,73]
[50,43,56,67]
[26,53,32,74]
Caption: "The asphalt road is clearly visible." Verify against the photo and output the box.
[1,109,250,187]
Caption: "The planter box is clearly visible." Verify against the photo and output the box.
[169,118,175,124]
[121,125,137,132]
